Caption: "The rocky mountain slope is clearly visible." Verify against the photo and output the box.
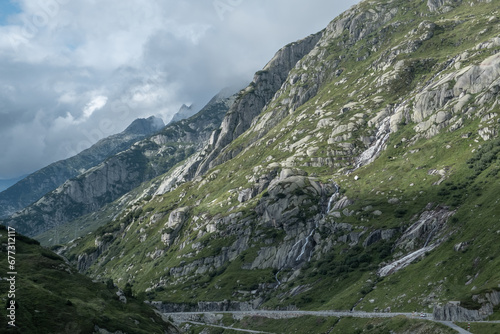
[169,104,196,124]
[0,116,165,218]
[0,225,179,334]
[58,0,500,324]
[7,0,500,331]
[25,30,325,247]
[1,93,233,238]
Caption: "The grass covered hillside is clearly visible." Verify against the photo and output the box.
[0,225,179,334]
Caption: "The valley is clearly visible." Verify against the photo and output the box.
[2,0,500,333]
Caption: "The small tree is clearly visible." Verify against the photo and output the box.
[105,278,115,290]
[124,283,133,298]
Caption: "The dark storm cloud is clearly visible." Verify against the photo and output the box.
[0,0,358,179]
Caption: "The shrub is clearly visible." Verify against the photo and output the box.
[123,283,133,298]
[394,208,408,217]
[106,279,115,290]
[102,234,114,243]
[293,188,305,196]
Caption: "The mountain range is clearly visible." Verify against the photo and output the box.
[0,116,165,219]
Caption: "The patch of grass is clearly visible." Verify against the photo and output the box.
[457,322,500,334]
[232,315,340,334]
[0,225,175,334]
[333,316,455,334]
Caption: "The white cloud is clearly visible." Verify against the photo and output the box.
[82,95,108,119]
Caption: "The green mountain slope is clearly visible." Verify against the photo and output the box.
[0,225,179,334]
[54,0,500,328]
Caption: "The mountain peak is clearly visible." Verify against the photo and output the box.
[169,104,196,124]
[124,116,165,135]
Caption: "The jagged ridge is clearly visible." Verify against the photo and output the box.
[1,95,233,238]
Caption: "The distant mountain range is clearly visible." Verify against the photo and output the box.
[2,91,235,239]
[0,116,165,219]
[0,175,26,192]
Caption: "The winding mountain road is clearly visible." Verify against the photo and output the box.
[161,310,489,333]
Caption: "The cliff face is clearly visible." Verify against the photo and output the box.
[31,0,500,322]
[146,34,324,197]
[195,32,323,176]
[433,290,500,321]
[2,95,232,237]
[0,116,165,218]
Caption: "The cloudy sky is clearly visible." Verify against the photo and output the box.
[0,0,358,180]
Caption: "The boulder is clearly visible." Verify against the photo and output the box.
[363,229,396,247]
[433,300,496,321]
[238,188,254,203]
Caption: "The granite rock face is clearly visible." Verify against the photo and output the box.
[195,32,323,176]
[433,290,500,321]
[151,301,254,313]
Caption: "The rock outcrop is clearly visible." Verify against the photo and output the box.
[434,290,500,321]
[151,301,255,313]
[195,32,323,176]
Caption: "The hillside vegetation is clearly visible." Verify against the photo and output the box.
[0,225,179,333]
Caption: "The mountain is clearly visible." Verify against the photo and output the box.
[1,92,234,239]
[169,88,238,125]
[0,116,165,218]
[0,225,179,334]
[123,115,166,135]
[56,0,500,329]
[4,0,500,332]
[0,175,26,192]
[169,104,196,124]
